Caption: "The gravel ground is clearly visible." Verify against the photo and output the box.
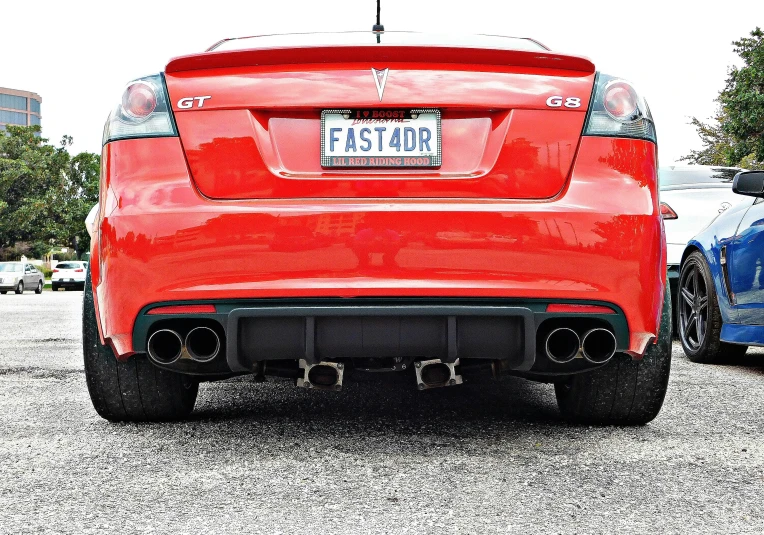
[1,291,763,534]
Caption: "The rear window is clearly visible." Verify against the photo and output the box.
[56,263,81,270]
[0,263,22,273]
[659,167,740,189]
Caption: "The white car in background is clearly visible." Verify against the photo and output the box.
[51,261,88,291]
[658,165,745,324]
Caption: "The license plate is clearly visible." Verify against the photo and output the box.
[321,109,441,168]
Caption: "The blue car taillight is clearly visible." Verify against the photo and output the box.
[583,73,656,143]
[102,73,177,145]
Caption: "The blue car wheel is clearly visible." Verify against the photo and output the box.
[679,251,748,363]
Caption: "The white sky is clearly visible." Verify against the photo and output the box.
[1,0,762,164]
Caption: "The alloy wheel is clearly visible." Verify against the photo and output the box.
[678,263,709,352]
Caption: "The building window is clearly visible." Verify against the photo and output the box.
[0,93,28,111]
[30,99,41,114]
[0,110,28,125]
[30,115,41,126]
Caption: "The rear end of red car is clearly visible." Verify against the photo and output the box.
[84,33,670,425]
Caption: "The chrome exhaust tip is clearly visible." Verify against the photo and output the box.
[415,358,463,390]
[545,328,581,364]
[297,360,344,391]
[581,328,617,364]
[147,329,184,365]
[185,327,221,363]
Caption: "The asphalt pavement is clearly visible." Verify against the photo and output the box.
[1,291,763,534]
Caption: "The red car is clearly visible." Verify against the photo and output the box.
[84,32,671,425]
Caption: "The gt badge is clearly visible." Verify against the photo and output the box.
[177,96,212,109]
[371,68,389,101]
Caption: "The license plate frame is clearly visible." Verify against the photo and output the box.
[321,108,441,169]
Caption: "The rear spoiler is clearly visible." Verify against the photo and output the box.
[166,45,595,75]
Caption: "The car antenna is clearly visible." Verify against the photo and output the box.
[372,0,384,43]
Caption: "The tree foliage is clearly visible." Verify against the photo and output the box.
[0,125,99,257]
[683,27,764,170]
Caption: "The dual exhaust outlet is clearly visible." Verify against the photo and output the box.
[147,324,614,372]
[545,327,617,365]
[147,327,221,365]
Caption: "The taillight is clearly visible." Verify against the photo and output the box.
[122,82,157,119]
[74,269,84,273]
[53,269,59,273]
[660,202,678,220]
[583,73,656,142]
[102,74,176,145]
[603,81,638,120]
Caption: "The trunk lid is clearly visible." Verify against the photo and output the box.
[164,39,595,200]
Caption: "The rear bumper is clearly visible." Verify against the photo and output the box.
[52,279,85,286]
[135,298,630,375]
[93,136,665,359]
[667,243,686,266]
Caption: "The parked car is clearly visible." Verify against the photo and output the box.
[679,170,764,362]
[51,261,88,291]
[659,165,746,327]
[84,31,671,425]
[0,262,44,294]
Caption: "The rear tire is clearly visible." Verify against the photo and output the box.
[52,284,59,291]
[15,281,23,294]
[35,280,43,294]
[555,286,672,425]
[83,270,198,422]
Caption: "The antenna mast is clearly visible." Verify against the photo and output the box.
[372,0,384,43]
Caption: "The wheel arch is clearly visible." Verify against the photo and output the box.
[680,242,706,269]
[681,241,736,325]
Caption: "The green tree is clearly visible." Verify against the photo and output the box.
[683,27,764,170]
[0,125,99,258]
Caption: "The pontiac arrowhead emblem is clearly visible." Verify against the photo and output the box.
[371,68,389,101]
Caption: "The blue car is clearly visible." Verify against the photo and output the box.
[679,170,764,362]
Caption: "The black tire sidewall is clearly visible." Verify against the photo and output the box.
[82,269,198,422]
[556,284,672,425]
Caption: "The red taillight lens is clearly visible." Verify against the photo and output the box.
[147,305,217,315]
[603,81,638,120]
[546,304,616,314]
[122,82,157,119]
[660,202,678,220]
[52,269,59,273]
[74,269,84,272]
